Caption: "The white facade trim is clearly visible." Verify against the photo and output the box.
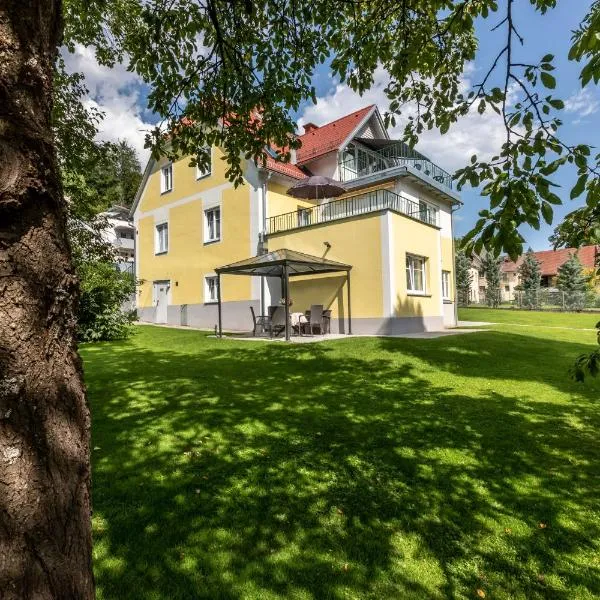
[136,182,233,221]
[437,229,444,315]
[381,212,394,317]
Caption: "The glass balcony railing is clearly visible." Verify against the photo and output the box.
[338,141,453,189]
[266,188,439,235]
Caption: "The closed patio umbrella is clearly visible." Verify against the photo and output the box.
[286,175,347,200]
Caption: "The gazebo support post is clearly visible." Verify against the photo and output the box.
[283,264,290,341]
[347,270,352,335]
[217,273,223,337]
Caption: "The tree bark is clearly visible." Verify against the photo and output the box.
[0,1,94,598]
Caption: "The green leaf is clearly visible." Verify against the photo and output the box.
[540,72,556,89]
[541,202,553,225]
[570,174,588,199]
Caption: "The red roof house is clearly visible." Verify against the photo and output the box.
[502,245,599,276]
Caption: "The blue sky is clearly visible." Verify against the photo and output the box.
[66,1,599,251]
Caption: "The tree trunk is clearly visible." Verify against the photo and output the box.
[0,1,94,598]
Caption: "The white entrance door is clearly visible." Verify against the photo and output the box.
[154,281,169,324]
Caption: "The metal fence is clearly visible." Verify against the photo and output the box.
[513,289,600,311]
[461,288,600,311]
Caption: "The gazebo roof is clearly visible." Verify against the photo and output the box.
[215,248,352,277]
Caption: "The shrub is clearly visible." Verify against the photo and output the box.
[78,261,136,342]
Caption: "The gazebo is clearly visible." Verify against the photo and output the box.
[215,249,352,340]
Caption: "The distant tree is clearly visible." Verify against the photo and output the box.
[63,140,142,216]
[455,249,473,306]
[482,254,501,308]
[518,248,542,309]
[96,140,142,209]
[556,253,588,311]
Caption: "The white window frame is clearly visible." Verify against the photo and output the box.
[204,206,221,243]
[406,254,427,294]
[204,275,219,304]
[161,163,173,194]
[196,147,212,180]
[155,221,169,254]
[442,270,450,299]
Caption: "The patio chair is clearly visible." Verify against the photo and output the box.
[249,306,269,336]
[268,306,287,338]
[306,304,324,335]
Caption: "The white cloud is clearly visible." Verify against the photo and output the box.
[299,66,516,174]
[564,88,599,121]
[62,44,154,164]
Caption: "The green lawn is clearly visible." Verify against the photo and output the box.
[81,316,600,600]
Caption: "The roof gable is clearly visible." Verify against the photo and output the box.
[296,105,376,164]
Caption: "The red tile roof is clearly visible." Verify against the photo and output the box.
[501,245,599,276]
[264,156,307,180]
[296,105,375,164]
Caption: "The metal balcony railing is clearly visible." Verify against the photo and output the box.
[339,141,453,189]
[266,188,438,235]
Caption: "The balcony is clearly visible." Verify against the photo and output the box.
[266,188,439,235]
[339,140,453,190]
[115,236,134,250]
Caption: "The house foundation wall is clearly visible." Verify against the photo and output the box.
[329,315,444,335]
[139,303,445,335]
[138,300,260,331]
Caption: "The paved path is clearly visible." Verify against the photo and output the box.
[458,320,597,332]
[457,320,495,327]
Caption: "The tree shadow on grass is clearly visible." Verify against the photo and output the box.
[81,329,600,599]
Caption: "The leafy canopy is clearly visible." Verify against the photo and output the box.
[63,0,600,259]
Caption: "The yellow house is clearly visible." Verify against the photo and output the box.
[131,105,462,335]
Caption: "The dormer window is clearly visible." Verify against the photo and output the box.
[196,148,212,180]
[161,164,173,193]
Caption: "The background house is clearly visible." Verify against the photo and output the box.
[100,205,135,272]
[473,245,599,303]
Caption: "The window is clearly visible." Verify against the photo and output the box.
[442,270,450,299]
[205,207,221,243]
[161,164,173,193]
[205,276,219,303]
[155,222,168,254]
[406,254,427,293]
[196,148,212,179]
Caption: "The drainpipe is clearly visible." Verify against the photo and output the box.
[451,203,459,326]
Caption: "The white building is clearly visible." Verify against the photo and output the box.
[100,205,135,266]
